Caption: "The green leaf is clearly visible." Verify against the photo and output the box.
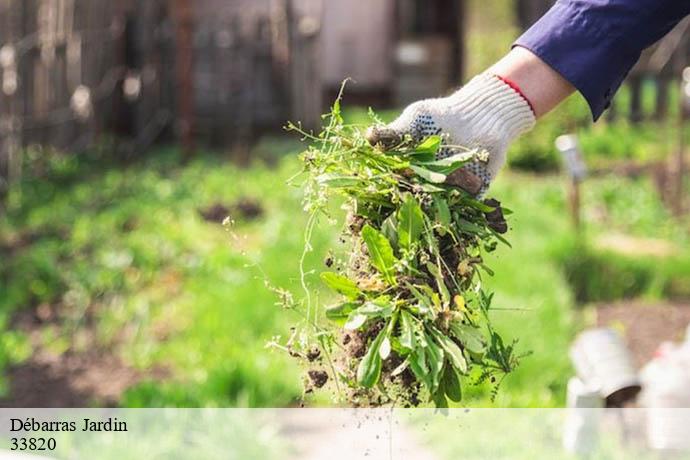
[417,182,446,193]
[356,327,386,388]
[432,390,449,409]
[397,194,425,252]
[316,174,364,188]
[455,218,485,234]
[391,357,410,377]
[420,150,475,167]
[361,224,398,285]
[379,336,391,359]
[410,165,447,184]
[433,196,451,228]
[450,321,486,355]
[490,230,512,248]
[381,213,398,250]
[358,301,393,317]
[320,272,361,300]
[409,152,436,162]
[417,151,475,174]
[442,364,463,402]
[409,348,432,389]
[461,197,496,213]
[479,264,495,276]
[414,135,442,154]
[432,330,468,374]
[426,262,450,305]
[344,312,367,330]
[405,282,433,312]
[424,331,445,391]
[399,310,416,350]
[325,302,357,322]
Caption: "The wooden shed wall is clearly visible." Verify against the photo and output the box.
[321,0,396,90]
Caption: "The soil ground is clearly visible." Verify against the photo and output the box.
[0,307,167,408]
[596,302,690,368]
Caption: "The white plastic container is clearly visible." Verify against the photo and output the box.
[640,341,690,451]
[563,377,604,455]
[570,328,641,406]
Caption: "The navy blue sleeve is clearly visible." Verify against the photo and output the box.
[515,0,690,121]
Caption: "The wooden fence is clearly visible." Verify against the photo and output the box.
[191,0,322,162]
[0,0,322,197]
[609,18,690,123]
[0,0,176,197]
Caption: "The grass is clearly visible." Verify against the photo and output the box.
[0,146,324,406]
[1,121,689,408]
[466,175,577,406]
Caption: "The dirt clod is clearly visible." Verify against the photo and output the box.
[307,370,329,388]
[198,203,231,223]
[343,332,367,358]
[198,197,264,224]
[365,126,401,150]
[444,168,483,195]
[306,347,321,362]
[597,301,690,367]
[483,198,508,234]
[233,197,264,220]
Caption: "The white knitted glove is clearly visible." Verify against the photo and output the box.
[367,73,536,196]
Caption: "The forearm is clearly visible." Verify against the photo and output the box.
[514,0,690,121]
[489,47,575,119]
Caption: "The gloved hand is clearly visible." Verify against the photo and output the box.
[366,73,536,196]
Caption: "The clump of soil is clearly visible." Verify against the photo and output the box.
[597,302,690,367]
[0,351,152,408]
[198,197,264,223]
[1,303,169,407]
[342,332,367,359]
[306,347,321,362]
[483,198,508,234]
[199,203,230,223]
[233,197,264,220]
[307,370,329,388]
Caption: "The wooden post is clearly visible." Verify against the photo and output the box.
[569,178,582,231]
[450,0,465,84]
[556,134,587,234]
[173,0,194,159]
[628,75,643,124]
[286,0,322,132]
[673,66,690,216]
[0,0,27,208]
[605,96,617,122]
[654,76,669,121]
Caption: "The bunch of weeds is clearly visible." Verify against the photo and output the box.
[275,87,525,408]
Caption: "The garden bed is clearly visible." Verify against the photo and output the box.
[596,302,690,367]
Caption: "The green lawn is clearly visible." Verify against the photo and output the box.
[1,148,317,406]
[1,124,688,408]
